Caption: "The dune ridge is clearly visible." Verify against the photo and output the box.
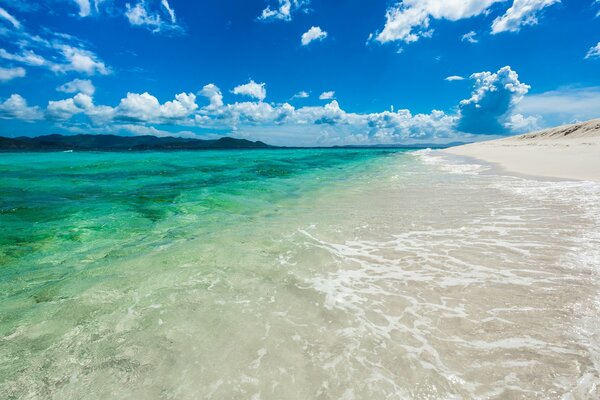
[444,119,600,181]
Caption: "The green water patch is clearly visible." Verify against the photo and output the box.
[0,149,408,300]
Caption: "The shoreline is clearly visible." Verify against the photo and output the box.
[443,119,600,182]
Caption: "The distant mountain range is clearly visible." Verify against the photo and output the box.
[0,134,271,151]
[0,134,467,151]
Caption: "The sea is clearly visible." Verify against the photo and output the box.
[1,149,599,399]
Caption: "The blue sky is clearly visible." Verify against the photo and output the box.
[0,0,599,146]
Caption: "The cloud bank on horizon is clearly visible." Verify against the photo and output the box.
[0,0,599,146]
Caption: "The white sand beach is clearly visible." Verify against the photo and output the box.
[444,119,600,181]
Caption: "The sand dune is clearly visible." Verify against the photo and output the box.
[444,119,600,181]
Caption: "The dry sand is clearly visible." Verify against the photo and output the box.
[444,119,600,181]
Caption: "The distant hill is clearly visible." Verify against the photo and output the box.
[0,134,272,151]
[0,134,467,152]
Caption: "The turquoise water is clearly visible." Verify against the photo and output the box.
[0,149,401,300]
[1,149,599,399]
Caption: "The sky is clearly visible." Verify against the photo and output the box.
[0,0,599,146]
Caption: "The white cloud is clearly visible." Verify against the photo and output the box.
[124,0,182,33]
[57,79,96,95]
[0,66,26,82]
[223,101,285,126]
[1,13,111,77]
[319,91,335,100]
[491,0,560,34]
[93,0,106,13]
[84,103,114,124]
[126,2,161,30]
[48,95,88,120]
[73,0,106,16]
[0,49,47,66]
[0,7,21,29]
[445,75,464,81]
[161,0,176,23]
[259,0,309,22]
[457,66,530,134]
[301,26,327,46]
[0,44,110,77]
[115,91,197,122]
[0,89,460,145]
[7,66,594,146]
[585,42,600,59]
[116,92,156,121]
[0,94,43,121]
[199,83,224,109]
[505,113,541,132]
[73,0,91,17]
[160,92,198,119]
[53,45,111,75]
[515,86,600,126]
[48,93,95,121]
[461,31,478,43]
[375,0,503,44]
[292,91,309,99]
[73,92,94,109]
[230,102,458,146]
[0,7,114,83]
[232,80,267,101]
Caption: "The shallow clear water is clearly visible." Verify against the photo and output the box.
[0,149,599,399]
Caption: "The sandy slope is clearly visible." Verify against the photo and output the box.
[444,119,600,181]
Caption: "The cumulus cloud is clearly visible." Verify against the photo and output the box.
[160,93,198,119]
[491,0,560,34]
[47,93,93,120]
[0,94,43,121]
[585,42,600,59]
[116,92,198,122]
[199,84,224,109]
[259,0,310,22]
[52,45,111,75]
[221,101,288,126]
[461,31,478,43]
[445,75,464,82]
[319,91,335,100]
[115,93,156,121]
[0,66,26,82]
[457,66,530,134]
[47,92,199,126]
[57,79,96,95]
[505,113,541,132]
[375,0,503,44]
[48,88,459,145]
[301,26,327,46]
[232,80,267,101]
[202,99,457,146]
[0,66,550,145]
[0,7,20,29]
